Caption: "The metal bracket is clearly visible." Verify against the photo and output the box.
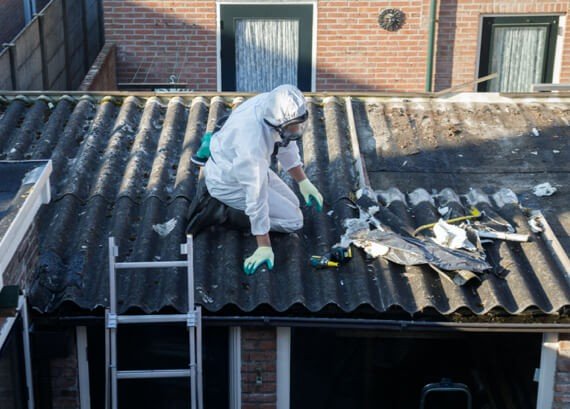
[107,313,117,329]
[187,311,197,327]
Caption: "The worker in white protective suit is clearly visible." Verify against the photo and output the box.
[188,84,323,275]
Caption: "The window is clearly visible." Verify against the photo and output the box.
[478,16,559,92]
[220,4,313,92]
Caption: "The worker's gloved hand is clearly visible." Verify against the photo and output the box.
[299,179,323,211]
[244,246,274,275]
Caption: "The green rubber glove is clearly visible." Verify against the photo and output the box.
[195,131,213,159]
[299,179,323,211]
[244,246,274,275]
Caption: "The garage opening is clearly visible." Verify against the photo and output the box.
[291,327,541,409]
[87,324,229,409]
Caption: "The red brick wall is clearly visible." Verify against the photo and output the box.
[2,221,39,290]
[241,327,277,409]
[103,0,217,89]
[50,335,80,409]
[103,0,570,92]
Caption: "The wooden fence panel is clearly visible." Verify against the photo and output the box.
[13,19,43,90]
[85,0,101,66]
[0,0,103,91]
[42,0,66,90]
[65,0,86,89]
[0,50,14,90]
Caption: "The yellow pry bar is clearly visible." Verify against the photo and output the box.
[413,207,482,236]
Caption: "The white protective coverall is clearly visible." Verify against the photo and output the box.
[204,85,306,236]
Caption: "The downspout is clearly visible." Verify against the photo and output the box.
[425,0,438,92]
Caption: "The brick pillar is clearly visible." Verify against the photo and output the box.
[555,336,570,408]
[241,327,277,409]
[2,220,39,289]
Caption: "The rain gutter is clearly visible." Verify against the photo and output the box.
[425,0,438,92]
[39,315,570,333]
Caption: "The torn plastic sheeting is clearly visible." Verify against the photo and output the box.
[348,229,491,273]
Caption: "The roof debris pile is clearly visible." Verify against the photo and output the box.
[336,187,532,286]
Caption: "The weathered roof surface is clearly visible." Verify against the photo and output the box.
[0,93,568,318]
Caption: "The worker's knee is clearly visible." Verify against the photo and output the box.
[271,208,303,233]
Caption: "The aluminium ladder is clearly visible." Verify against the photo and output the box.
[105,235,203,409]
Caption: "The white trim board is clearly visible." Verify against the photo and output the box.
[536,333,559,409]
[216,1,317,92]
[229,327,242,409]
[276,327,291,409]
[77,327,91,409]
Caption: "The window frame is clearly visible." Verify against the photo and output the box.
[218,3,314,92]
[478,15,559,92]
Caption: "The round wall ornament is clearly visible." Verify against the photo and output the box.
[378,8,406,31]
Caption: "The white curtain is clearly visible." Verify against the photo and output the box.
[235,19,299,92]
[488,26,548,92]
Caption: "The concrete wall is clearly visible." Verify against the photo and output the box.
[79,42,118,91]
[103,0,570,92]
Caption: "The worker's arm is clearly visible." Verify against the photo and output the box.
[288,165,307,182]
[288,165,323,211]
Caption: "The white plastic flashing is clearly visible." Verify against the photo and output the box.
[229,327,241,409]
[0,161,52,288]
[276,327,291,409]
[536,333,558,409]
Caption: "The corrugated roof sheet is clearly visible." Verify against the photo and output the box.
[0,93,568,318]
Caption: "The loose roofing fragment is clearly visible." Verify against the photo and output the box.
[152,217,177,237]
[533,182,557,197]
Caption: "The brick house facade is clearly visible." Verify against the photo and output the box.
[103,0,570,92]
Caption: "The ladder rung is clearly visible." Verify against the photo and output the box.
[117,369,191,379]
[114,261,187,269]
[117,314,190,324]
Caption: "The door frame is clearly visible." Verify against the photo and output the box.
[216,0,317,92]
[475,14,564,92]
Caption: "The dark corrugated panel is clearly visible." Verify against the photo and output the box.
[0,94,568,318]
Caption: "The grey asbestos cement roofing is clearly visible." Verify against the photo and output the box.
[0,93,568,319]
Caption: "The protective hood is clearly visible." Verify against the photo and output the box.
[262,84,307,127]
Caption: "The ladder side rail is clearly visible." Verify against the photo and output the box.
[185,234,197,409]
[105,311,110,409]
[108,237,119,409]
[108,237,118,315]
[197,307,203,409]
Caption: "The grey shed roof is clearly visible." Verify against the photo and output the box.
[0,92,568,319]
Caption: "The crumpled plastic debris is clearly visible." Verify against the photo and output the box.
[532,182,557,197]
[152,218,177,237]
[433,219,477,251]
[348,228,490,273]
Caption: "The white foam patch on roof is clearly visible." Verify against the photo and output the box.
[408,188,434,206]
[492,188,519,208]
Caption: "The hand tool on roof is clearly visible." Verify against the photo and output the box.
[310,246,352,269]
[413,207,481,236]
